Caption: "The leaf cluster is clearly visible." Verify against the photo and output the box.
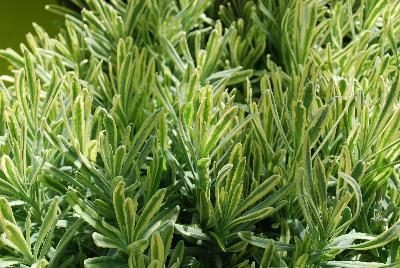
[0,0,399,267]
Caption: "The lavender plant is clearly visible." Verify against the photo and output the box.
[0,0,399,267]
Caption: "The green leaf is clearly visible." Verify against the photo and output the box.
[133,188,166,240]
[84,256,128,268]
[150,232,164,267]
[123,109,163,175]
[265,89,292,153]
[92,232,121,249]
[113,180,126,240]
[236,175,281,215]
[260,240,274,267]
[0,197,16,225]
[23,49,38,119]
[168,240,184,268]
[124,198,138,245]
[49,219,83,268]
[174,224,210,241]
[124,0,146,36]
[238,232,294,251]
[364,0,389,29]
[0,260,18,267]
[293,101,306,151]
[1,155,24,192]
[103,112,118,151]
[31,259,48,268]
[229,201,286,227]
[73,94,85,149]
[350,221,400,250]
[127,239,149,255]
[34,197,60,257]
[3,220,33,261]
[66,190,124,246]
[203,106,238,156]
[307,104,330,147]
[324,261,389,267]
[198,188,211,227]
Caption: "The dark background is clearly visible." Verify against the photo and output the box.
[0,0,61,74]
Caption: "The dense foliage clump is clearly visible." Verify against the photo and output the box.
[0,0,399,267]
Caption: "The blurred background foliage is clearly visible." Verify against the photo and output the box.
[0,0,67,74]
